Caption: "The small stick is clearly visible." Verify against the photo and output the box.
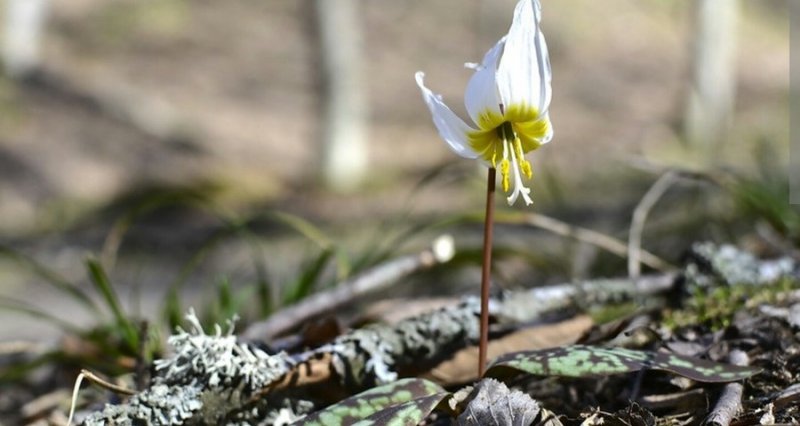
[77,368,136,395]
[628,170,679,278]
[68,369,135,426]
[478,167,496,377]
[498,211,674,272]
[702,350,748,426]
[242,235,456,341]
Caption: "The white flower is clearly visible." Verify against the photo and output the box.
[416,0,553,206]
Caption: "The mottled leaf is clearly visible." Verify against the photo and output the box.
[352,393,450,426]
[485,345,760,383]
[299,378,446,426]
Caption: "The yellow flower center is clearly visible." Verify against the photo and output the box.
[466,104,549,194]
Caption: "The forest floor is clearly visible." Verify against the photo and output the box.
[5,243,800,425]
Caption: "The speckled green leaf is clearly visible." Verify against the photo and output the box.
[299,378,446,426]
[485,344,760,383]
[352,393,450,426]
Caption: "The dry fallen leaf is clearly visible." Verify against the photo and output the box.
[421,315,594,385]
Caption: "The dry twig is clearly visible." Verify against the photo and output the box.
[500,212,675,272]
[242,235,455,341]
[628,170,679,278]
[703,350,748,426]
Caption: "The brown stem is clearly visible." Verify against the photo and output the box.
[479,167,496,376]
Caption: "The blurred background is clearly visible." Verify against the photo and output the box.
[0,0,789,345]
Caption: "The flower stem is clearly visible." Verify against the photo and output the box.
[478,167,496,376]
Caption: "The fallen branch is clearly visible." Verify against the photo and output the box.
[265,273,678,395]
[242,235,455,341]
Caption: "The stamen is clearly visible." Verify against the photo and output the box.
[514,137,524,159]
[506,139,533,206]
[500,159,510,192]
[515,138,533,179]
[495,122,517,194]
[500,139,511,192]
[521,160,533,179]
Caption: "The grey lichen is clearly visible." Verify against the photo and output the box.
[318,298,481,389]
[492,275,676,325]
[153,311,286,390]
[685,242,796,289]
[84,384,203,425]
[81,310,295,425]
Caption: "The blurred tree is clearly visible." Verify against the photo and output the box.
[792,0,800,204]
[684,0,740,163]
[2,0,49,77]
[312,0,368,192]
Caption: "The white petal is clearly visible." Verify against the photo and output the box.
[415,72,478,159]
[540,112,554,144]
[464,37,505,126]
[496,0,552,115]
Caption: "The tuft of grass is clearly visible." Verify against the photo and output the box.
[86,258,139,353]
[732,177,800,244]
[728,140,800,244]
[281,248,335,306]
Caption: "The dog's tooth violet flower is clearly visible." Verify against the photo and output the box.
[416,0,552,206]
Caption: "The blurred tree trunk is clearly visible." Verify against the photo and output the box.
[2,0,49,77]
[311,0,368,192]
[684,0,739,163]
[791,0,800,204]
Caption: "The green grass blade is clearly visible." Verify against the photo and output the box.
[100,185,218,269]
[217,277,234,319]
[268,211,334,249]
[351,214,469,271]
[282,248,333,305]
[160,209,351,324]
[161,227,231,328]
[0,350,61,382]
[0,296,83,335]
[0,244,100,315]
[164,288,183,330]
[256,277,273,317]
[85,258,138,350]
[267,211,351,280]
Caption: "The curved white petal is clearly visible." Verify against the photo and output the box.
[539,112,554,144]
[496,0,552,115]
[415,72,478,159]
[464,37,505,126]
